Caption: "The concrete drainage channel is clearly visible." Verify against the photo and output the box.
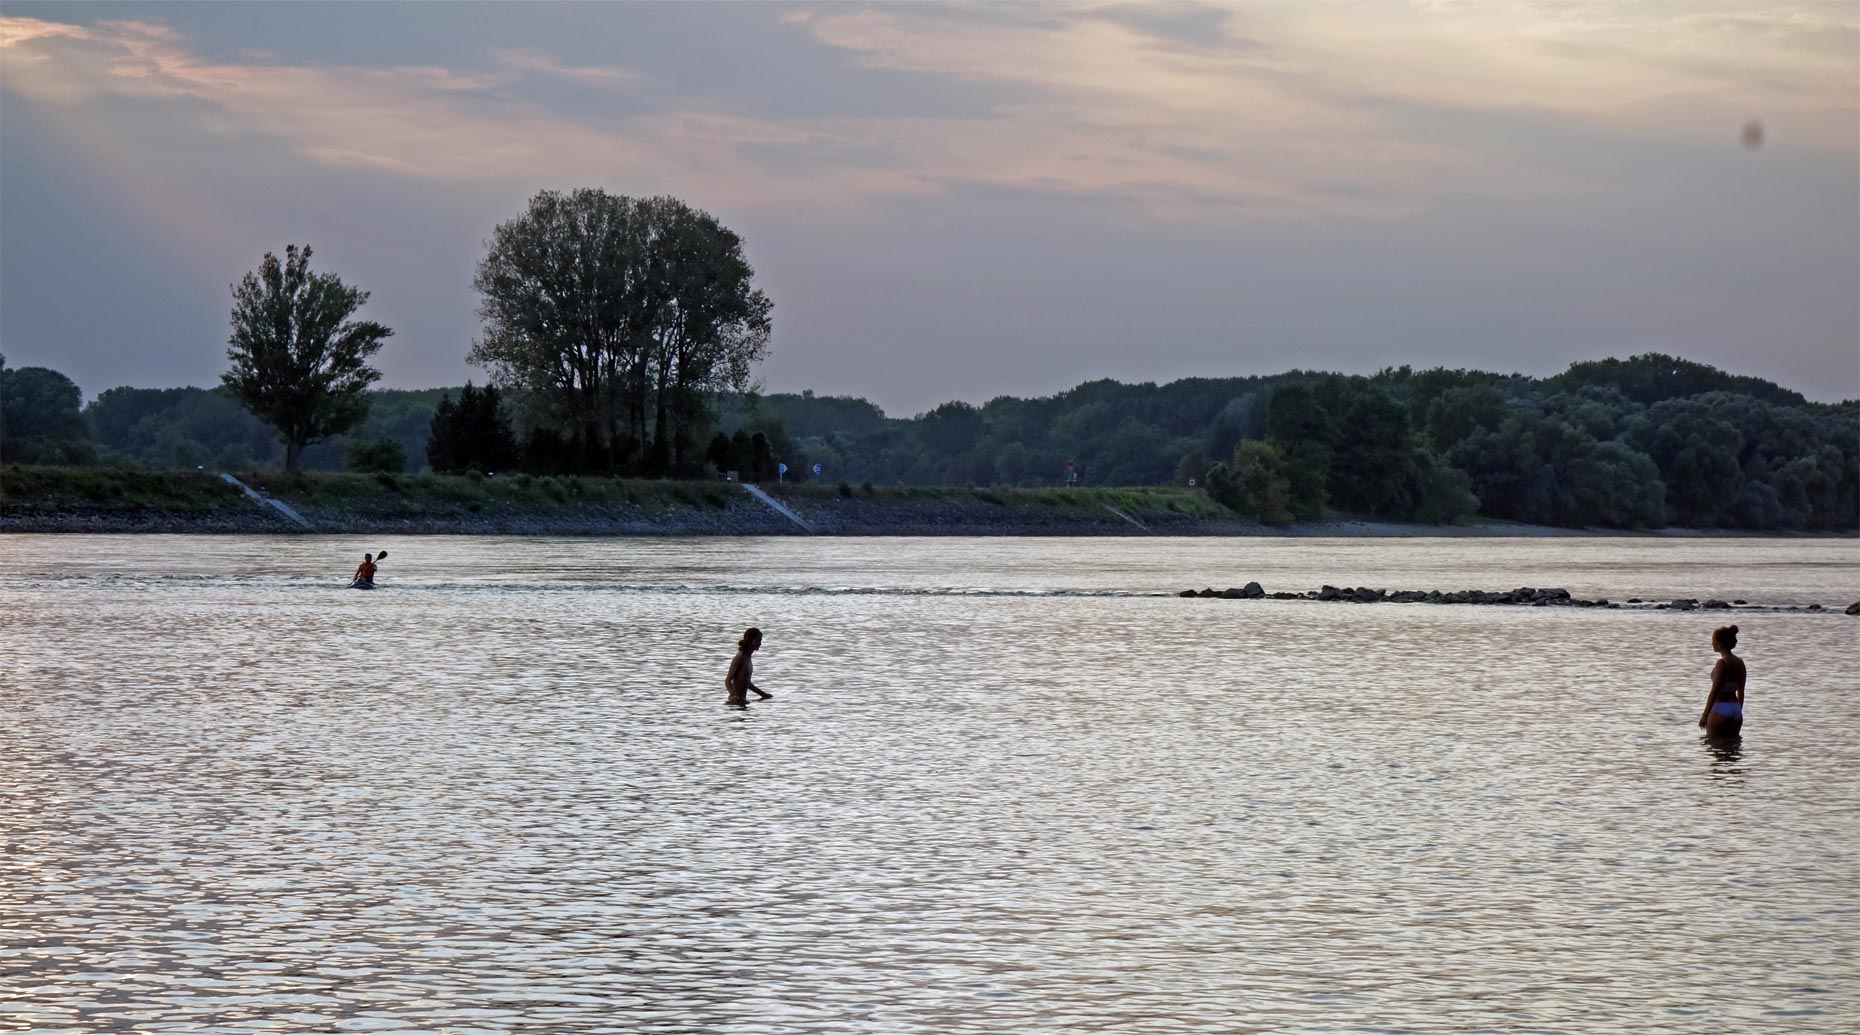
[1102,504,1148,531]
[740,483,814,533]
[219,473,314,530]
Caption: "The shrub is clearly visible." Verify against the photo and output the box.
[346,437,407,474]
[1206,440,1293,524]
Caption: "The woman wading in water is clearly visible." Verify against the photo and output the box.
[1698,624,1745,738]
[726,627,772,707]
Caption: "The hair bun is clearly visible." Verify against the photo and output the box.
[1729,624,1739,634]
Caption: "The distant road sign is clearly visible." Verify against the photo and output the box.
[778,463,788,474]
[1188,477,1197,487]
[812,463,822,476]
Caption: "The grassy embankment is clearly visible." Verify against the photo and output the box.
[1,465,1233,532]
[1,465,253,515]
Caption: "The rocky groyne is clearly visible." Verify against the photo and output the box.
[1177,583,1859,614]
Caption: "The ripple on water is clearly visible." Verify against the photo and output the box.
[2,534,1857,1033]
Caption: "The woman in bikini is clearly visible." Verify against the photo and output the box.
[1697,624,1745,738]
[725,627,773,706]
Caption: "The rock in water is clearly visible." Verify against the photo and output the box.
[1243,581,1265,599]
[1846,601,1860,615]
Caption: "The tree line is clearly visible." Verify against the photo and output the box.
[6,351,1854,531]
[747,357,1856,531]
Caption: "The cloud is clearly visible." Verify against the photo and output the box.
[489,47,639,84]
[792,1,1859,197]
[0,3,1853,223]
[0,15,89,46]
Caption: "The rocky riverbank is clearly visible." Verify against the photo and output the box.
[5,466,1857,540]
[0,467,1247,536]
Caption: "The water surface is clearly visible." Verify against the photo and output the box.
[3,535,1856,1033]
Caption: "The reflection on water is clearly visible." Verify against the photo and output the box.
[2,534,1856,1033]
[1705,736,1746,763]
[1703,735,1747,780]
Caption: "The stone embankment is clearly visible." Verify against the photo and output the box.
[1178,583,1860,614]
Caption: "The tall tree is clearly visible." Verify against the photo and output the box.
[222,245,392,471]
[469,189,770,475]
[470,189,647,469]
[639,197,772,473]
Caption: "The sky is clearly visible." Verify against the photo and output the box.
[1,1,1855,414]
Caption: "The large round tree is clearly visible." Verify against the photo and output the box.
[0,360,94,465]
[222,245,392,471]
[469,190,770,475]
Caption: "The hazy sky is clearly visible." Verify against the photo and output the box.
[2,1,1855,413]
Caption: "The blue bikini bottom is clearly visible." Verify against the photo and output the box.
[1711,701,1743,718]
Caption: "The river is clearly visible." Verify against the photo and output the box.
[2,534,1856,1033]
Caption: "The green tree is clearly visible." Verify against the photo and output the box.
[1449,408,1666,528]
[1206,440,1293,524]
[87,386,279,469]
[427,382,517,474]
[642,197,773,474]
[992,441,1034,485]
[1565,439,1666,528]
[1552,353,1805,407]
[1264,381,1333,446]
[1405,447,1480,524]
[1423,384,1507,451]
[345,437,407,473]
[222,245,392,471]
[1626,396,1747,526]
[469,189,771,475]
[0,364,95,465]
[919,401,985,455]
[1328,382,1417,517]
[1205,391,1269,460]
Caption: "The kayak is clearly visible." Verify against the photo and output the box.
[350,579,376,590]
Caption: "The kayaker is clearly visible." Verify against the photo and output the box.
[725,627,772,706]
[351,552,379,588]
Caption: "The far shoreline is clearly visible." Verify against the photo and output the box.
[2,467,1854,539]
[3,509,1853,541]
